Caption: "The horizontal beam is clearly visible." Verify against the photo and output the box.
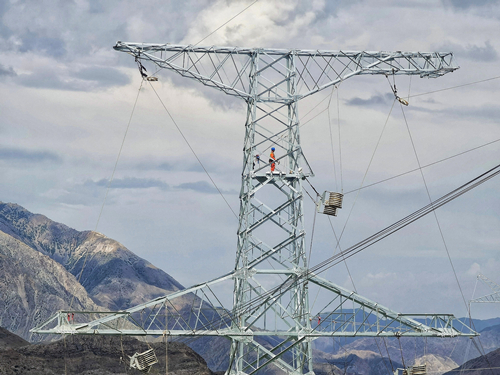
[114,42,455,60]
[33,326,475,338]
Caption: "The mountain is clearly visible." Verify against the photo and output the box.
[0,326,29,350]
[414,354,458,375]
[443,347,500,375]
[0,326,215,375]
[316,328,499,367]
[0,229,101,341]
[314,348,402,375]
[461,318,500,333]
[0,202,185,312]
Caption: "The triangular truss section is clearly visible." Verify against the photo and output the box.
[470,273,500,303]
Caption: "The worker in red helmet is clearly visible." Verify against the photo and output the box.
[269,147,276,172]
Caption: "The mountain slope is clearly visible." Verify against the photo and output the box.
[443,347,500,375]
[0,230,101,341]
[0,326,29,350]
[0,202,184,311]
[0,327,215,375]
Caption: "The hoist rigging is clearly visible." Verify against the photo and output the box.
[32,43,482,375]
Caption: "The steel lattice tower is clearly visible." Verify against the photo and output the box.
[33,44,478,375]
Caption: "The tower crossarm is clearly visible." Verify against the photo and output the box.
[308,274,477,337]
[114,42,458,102]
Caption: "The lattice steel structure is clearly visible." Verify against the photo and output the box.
[32,43,477,375]
[470,273,500,303]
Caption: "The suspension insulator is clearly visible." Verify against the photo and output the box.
[327,192,343,208]
[317,191,343,216]
[323,206,337,216]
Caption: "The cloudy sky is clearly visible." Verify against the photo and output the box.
[1,0,499,321]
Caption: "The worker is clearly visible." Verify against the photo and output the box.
[253,154,260,169]
[269,147,276,172]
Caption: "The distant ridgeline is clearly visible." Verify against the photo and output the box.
[0,201,184,341]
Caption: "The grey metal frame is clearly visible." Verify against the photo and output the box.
[470,273,500,303]
[32,43,475,375]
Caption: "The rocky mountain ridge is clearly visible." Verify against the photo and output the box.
[0,326,216,375]
[0,202,185,312]
[0,229,101,341]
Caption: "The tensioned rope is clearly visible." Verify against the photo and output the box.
[327,86,339,191]
[307,84,357,314]
[409,75,500,99]
[344,137,500,195]
[329,99,396,261]
[145,1,263,221]
[68,79,144,310]
[399,99,495,373]
[147,81,238,219]
[336,86,344,192]
[195,0,259,46]
[399,102,469,312]
[150,0,259,78]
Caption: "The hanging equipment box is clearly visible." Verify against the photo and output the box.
[129,348,158,373]
[317,191,343,217]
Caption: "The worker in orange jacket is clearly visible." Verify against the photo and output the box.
[269,147,276,172]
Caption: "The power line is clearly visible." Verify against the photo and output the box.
[399,99,469,326]
[195,0,259,46]
[69,80,144,310]
[148,81,238,219]
[344,137,500,195]
[409,75,500,98]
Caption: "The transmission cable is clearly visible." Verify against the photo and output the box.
[330,98,396,259]
[69,79,144,310]
[327,86,339,191]
[194,0,259,46]
[343,136,500,195]
[399,102,469,314]
[409,75,500,99]
[147,81,238,219]
[310,162,500,276]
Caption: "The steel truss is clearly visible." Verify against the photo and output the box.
[33,43,475,375]
[470,273,500,303]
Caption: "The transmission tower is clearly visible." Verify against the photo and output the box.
[33,43,477,375]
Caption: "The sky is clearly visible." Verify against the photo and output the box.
[0,0,499,321]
